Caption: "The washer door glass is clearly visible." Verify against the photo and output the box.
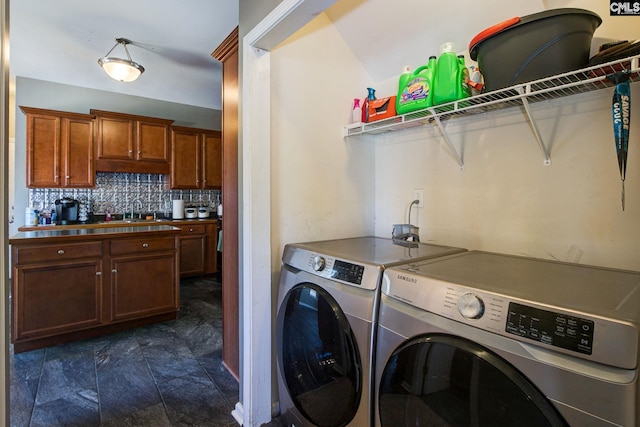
[278,283,362,427]
[379,334,568,427]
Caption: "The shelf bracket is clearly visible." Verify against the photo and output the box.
[432,114,464,170]
[518,87,551,166]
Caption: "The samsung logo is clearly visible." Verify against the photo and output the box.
[396,274,417,283]
[610,1,640,15]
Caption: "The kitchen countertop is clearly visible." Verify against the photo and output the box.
[9,224,182,244]
[17,217,218,233]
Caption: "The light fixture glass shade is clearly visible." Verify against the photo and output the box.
[98,38,145,82]
[98,57,144,82]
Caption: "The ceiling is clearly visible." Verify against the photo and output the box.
[323,0,634,85]
[9,0,629,112]
[9,0,239,110]
[324,0,546,83]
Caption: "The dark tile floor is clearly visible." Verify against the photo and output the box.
[9,277,241,427]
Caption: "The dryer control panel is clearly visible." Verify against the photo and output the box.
[505,302,594,355]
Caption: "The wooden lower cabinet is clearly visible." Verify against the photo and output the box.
[177,224,207,276]
[109,236,179,321]
[10,229,180,352]
[13,257,103,341]
[174,222,218,278]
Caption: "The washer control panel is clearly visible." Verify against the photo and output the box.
[391,277,596,355]
[383,269,638,368]
[506,302,594,355]
[283,246,379,290]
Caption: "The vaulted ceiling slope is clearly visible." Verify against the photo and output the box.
[10,0,239,110]
[325,0,626,83]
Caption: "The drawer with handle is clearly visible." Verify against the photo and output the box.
[109,236,176,256]
[176,224,206,235]
[14,241,103,264]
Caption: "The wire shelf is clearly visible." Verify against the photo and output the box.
[344,54,640,138]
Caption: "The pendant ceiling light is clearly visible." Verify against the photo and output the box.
[98,37,145,82]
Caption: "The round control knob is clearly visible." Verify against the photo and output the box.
[457,293,485,319]
[311,256,326,272]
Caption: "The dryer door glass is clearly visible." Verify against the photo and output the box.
[379,334,568,427]
[277,283,362,427]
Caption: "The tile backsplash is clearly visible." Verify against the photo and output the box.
[28,172,221,218]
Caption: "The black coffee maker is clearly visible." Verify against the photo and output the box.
[55,198,80,224]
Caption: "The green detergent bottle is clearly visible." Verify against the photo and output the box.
[396,56,436,115]
[458,55,472,99]
[433,42,469,106]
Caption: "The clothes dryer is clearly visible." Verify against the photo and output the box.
[375,251,640,426]
[276,236,465,427]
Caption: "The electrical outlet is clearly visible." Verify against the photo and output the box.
[413,189,424,208]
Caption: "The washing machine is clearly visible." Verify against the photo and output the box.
[276,236,466,427]
[375,251,640,427]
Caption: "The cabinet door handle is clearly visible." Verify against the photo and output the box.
[96,272,102,276]
[57,250,65,255]
[138,151,142,154]
[189,228,194,232]
[66,175,71,179]
[111,269,117,273]
[142,243,149,248]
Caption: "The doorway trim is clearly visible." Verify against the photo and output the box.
[1,0,10,423]
[234,0,337,425]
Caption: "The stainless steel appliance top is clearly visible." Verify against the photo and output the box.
[287,236,465,267]
[396,250,640,321]
[282,236,466,291]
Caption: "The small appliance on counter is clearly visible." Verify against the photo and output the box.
[197,206,209,218]
[54,198,80,224]
[172,200,184,219]
[184,206,198,219]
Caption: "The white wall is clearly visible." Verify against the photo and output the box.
[375,88,640,271]
[372,2,640,271]
[249,0,640,421]
[270,12,375,272]
[269,2,640,273]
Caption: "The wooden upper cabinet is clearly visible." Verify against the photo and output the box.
[202,131,222,189]
[94,114,134,161]
[170,126,222,189]
[170,127,200,188]
[20,106,95,188]
[63,116,95,187]
[91,109,174,174]
[138,120,171,163]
